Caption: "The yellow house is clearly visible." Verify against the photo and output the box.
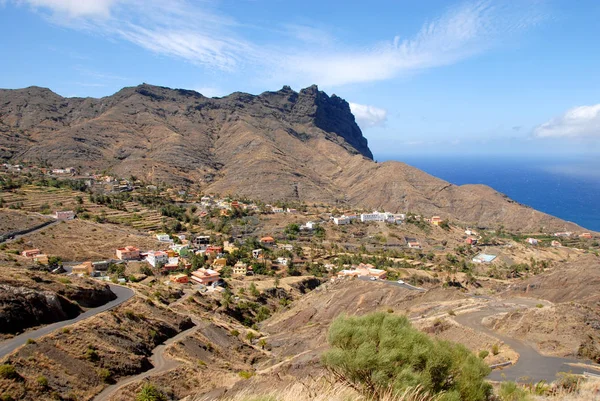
[72,261,93,275]
[34,254,49,265]
[232,262,248,276]
[431,216,443,226]
[212,257,227,270]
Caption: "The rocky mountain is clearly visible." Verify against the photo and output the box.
[0,84,584,232]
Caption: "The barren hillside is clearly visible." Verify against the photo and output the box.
[0,84,585,232]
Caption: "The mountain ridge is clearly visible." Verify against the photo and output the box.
[0,83,587,232]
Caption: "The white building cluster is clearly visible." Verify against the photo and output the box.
[333,211,405,225]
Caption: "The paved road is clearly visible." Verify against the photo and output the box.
[357,276,426,292]
[0,284,134,359]
[94,319,203,401]
[455,301,600,382]
[0,218,60,244]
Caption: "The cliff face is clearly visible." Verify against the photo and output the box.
[0,269,116,335]
[0,84,585,232]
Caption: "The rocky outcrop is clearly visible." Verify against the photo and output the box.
[0,269,117,335]
[0,284,81,334]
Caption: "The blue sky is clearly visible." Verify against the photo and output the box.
[1,0,600,159]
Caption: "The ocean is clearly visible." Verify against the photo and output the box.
[382,155,600,232]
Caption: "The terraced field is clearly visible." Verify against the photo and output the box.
[0,186,176,232]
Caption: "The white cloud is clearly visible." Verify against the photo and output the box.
[349,103,387,128]
[274,1,545,87]
[15,0,545,87]
[534,104,600,138]
[23,0,118,17]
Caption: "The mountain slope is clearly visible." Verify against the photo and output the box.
[0,84,584,232]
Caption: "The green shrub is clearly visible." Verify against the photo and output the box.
[536,304,544,308]
[97,368,113,383]
[136,383,167,401]
[322,312,492,401]
[26,338,36,345]
[492,344,500,355]
[498,381,531,401]
[230,329,240,337]
[85,347,100,362]
[478,350,489,359]
[0,364,18,380]
[0,393,15,401]
[36,375,49,388]
[238,370,255,379]
[246,331,257,342]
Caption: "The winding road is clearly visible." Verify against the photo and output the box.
[93,319,203,401]
[455,299,600,382]
[0,284,134,359]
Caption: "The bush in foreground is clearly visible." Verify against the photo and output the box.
[322,312,492,401]
[136,383,167,401]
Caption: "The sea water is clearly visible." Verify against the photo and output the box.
[383,154,600,232]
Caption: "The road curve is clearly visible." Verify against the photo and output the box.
[455,301,600,382]
[94,319,202,401]
[0,284,134,359]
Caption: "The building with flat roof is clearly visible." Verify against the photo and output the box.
[190,268,220,285]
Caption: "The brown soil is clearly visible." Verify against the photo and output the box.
[0,296,192,401]
[7,218,164,261]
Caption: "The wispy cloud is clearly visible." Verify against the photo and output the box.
[23,0,118,18]
[534,104,600,138]
[349,103,387,128]
[15,0,545,87]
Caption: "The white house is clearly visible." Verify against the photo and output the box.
[271,207,284,213]
[54,210,75,220]
[156,233,172,243]
[360,212,392,222]
[147,251,169,267]
[302,221,316,230]
[252,249,263,259]
[276,257,289,266]
[277,243,294,251]
[333,216,350,225]
[526,238,539,246]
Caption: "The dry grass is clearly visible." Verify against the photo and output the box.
[9,218,164,261]
[211,381,442,401]
[532,378,600,400]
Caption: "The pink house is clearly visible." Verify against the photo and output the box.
[22,249,41,258]
[116,246,140,260]
[190,268,221,285]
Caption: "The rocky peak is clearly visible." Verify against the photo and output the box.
[294,85,373,159]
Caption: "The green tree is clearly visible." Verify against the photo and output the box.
[322,312,491,401]
[249,282,260,297]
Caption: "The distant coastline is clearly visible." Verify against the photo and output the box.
[383,154,600,232]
